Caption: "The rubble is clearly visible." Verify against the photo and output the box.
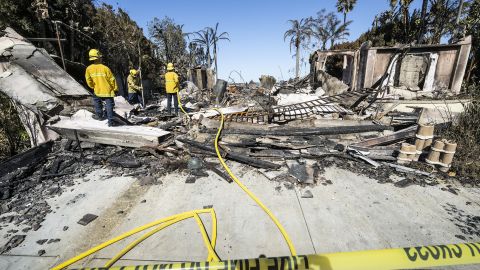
[314,70,349,96]
[300,190,313,198]
[0,235,25,254]
[77,214,98,226]
[0,24,477,263]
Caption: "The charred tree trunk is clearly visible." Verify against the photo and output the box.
[213,40,218,80]
[417,0,429,44]
[295,38,300,78]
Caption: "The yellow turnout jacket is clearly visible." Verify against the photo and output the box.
[127,74,141,94]
[85,64,118,97]
[165,71,179,94]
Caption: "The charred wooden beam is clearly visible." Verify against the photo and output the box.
[0,141,53,177]
[177,138,281,170]
[205,162,233,183]
[200,124,392,136]
[351,125,417,147]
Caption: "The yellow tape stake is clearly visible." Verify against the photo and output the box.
[73,242,480,270]
[212,108,297,256]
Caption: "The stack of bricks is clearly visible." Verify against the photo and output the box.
[398,124,434,164]
[413,124,435,161]
[397,143,417,164]
[426,139,457,172]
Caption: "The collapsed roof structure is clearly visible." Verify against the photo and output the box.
[0,28,91,145]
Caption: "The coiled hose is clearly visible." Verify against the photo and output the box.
[51,209,218,270]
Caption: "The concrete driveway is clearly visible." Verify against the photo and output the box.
[1,162,479,269]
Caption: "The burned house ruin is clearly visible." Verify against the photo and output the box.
[310,36,472,99]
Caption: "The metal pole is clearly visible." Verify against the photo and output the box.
[26,37,67,42]
[69,20,75,61]
[138,42,145,107]
[54,22,66,70]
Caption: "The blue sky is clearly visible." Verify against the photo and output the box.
[100,0,422,81]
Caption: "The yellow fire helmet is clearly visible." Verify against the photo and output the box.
[167,63,174,71]
[88,49,102,61]
[130,69,138,76]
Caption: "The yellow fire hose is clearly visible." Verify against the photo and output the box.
[51,209,218,270]
[177,89,191,120]
[212,108,297,256]
[103,211,219,268]
[52,97,294,269]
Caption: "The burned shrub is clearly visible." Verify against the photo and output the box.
[444,86,480,183]
[0,92,29,160]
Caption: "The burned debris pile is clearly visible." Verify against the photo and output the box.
[0,28,476,254]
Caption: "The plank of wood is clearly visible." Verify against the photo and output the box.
[0,141,53,177]
[49,126,169,148]
[351,125,417,147]
[177,138,281,170]
[200,124,392,136]
[249,149,300,158]
[48,110,170,148]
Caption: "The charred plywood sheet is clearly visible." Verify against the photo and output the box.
[370,51,392,87]
[7,46,88,97]
[434,50,458,89]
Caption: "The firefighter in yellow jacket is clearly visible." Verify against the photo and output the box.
[127,69,143,106]
[85,49,118,126]
[164,63,179,115]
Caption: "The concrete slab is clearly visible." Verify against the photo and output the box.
[2,162,479,270]
[85,162,313,268]
[0,255,58,270]
[1,168,137,266]
[298,166,480,254]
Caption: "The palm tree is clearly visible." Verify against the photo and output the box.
[311,10,328,50]
[390,0,414,37]
[325,13,352,48]
[312,22,329,50]
[284,18,313,78]
[192,28,213,68]
[336,0,357,24]
[210,23,230,80]
[312,12,351,50]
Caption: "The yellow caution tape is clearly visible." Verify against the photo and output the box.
[72,242,480,270]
